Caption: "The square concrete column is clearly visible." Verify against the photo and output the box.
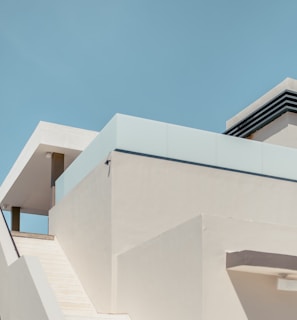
[11,206,20,231]
[51,153,64,187]
[51,153,64,207]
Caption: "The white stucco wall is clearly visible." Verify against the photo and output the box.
[49,149,297,319]
[49,160,112,312]
[115,214,297,320]
[0,211,62,320]
[201,215,297,320]
[111,151,297,255]
[0,226,62,319]
[8,256,63,320]
[116,216,203,320]
[114,213,297,320]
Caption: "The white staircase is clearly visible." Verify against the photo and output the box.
[12,232,130,320]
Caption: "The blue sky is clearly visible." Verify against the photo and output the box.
[1,0,297,232]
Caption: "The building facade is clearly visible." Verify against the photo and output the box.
[1,78,297,319]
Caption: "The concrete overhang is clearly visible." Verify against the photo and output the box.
[226,250,297,279]
[0,121,98,215]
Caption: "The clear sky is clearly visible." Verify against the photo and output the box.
[1,0,297,232]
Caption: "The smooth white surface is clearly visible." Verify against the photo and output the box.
[117,216,202,320]
[216,133,262,172]
[111,151,297,254]
[0,235,63,319]
[50,161,112,312]
[50,149,297,319]
[167,124,217,165]
[204,215,297,319]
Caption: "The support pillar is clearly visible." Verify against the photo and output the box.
[51,153,64,206]
[51,153,64,187]
[11,206,20,231]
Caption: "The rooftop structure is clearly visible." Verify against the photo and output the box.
[1,78,297,319]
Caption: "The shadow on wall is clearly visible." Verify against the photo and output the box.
[228,270,297,319]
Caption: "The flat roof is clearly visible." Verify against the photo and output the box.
[0,122,98,214]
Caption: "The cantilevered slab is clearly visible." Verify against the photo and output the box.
[0,121,98,215]
[226,250,297,278]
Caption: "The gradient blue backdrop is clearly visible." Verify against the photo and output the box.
[1,0,297,232]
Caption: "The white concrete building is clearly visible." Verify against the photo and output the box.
[1,78,297,319]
